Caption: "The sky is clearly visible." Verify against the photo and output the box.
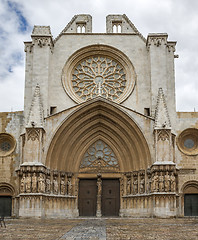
[0,0,198,112]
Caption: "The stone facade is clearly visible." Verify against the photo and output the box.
[0,14,198,218]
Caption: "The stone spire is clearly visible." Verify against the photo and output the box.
[26,84,44,128]
[154,88,171,129]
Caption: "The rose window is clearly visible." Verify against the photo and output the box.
[72,56,127,101]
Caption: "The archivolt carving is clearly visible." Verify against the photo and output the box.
[0,183,15,196]
[182,181,198,194]
[46,99,151,172]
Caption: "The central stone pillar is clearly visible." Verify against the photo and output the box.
[96,176,102,217]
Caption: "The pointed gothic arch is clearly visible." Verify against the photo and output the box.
[45,98,151,173]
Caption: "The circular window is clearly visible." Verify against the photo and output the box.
[72,56,126,101]
[177,129,198,155]
[62,45,136,104]
[0,133,16,157]
[184,138,195,149]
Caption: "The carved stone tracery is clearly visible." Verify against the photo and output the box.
[26,128,40,141]
[72,56,127,101]
[80,140,119,172]
[157,129,170,141]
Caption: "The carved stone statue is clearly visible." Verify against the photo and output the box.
[60,177,66,195]
[67,177,72,196]
[140,176,145,194]
[152,172,159,192]
[147,175,152,193]
[26,173,32,193]
[53,176,58,194]
[38,173,45,193]
[164,172,170,192]
[126,177,131,195]
[158,172,164,192]
[32,172,37,193]
[133,177,138,194]
[20,174,26,193]
[170,172,176,192]
[46,175,51,194]
[97,177,102,196]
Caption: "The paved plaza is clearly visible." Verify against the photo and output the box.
[0,218,198,240]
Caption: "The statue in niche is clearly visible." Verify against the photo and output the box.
[26,173,32,193]
[20,174,26,193]
[151,173,155,192]
[152,172,159,192]
[53,176,58,194]
[140,176,145,194]
[164,172,170,192]
[133,177,138,194]
[60,176,66,195]
[126,177,131,195]
[158,172,164,192]
[147,174,152,193]
[46,175,51,194]
[170,172,176,192]
[74,178,78,196]
[32,172,37,193]
[38,173,45,193]
[97,177,102,196]
[67,177,72,196]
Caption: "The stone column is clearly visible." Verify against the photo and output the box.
[96,176,102,217]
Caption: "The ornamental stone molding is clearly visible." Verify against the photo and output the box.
[146,33,176,51]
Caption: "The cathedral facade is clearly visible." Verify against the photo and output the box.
[0,14,198,218]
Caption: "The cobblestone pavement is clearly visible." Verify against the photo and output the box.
[60,219,106,240]
[0,218,198,240]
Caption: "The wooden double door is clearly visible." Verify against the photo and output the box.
[78,179,120,216]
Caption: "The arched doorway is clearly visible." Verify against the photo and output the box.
[45,98,151,217]
[78,140,120,216]
[0,184,14,217]
[183,181,198,216]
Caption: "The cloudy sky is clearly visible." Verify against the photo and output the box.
[0,0,198,112]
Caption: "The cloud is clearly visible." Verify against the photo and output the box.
[0,0,198,112]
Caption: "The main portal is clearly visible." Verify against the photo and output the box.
[78,179,120,216]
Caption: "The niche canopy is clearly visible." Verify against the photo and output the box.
[62,45,136,103]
